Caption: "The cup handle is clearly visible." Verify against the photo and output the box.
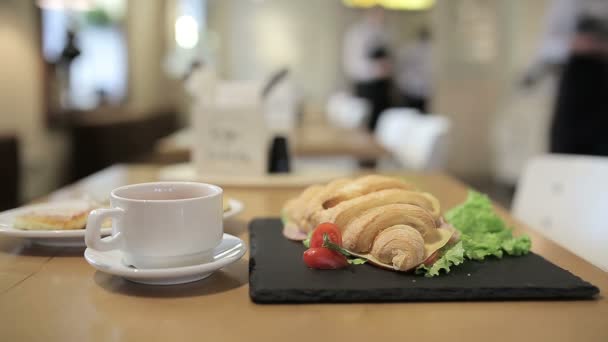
[85,208,124,251]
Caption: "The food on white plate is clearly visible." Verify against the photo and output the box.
[284,175,532,276]
[13,196,234,231]
[13,201,110,231]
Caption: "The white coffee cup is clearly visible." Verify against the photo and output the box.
[85,182,223,269]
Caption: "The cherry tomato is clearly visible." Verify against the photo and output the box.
[303,248,348,269]
[310,222,342,248]
[423,251,440,266]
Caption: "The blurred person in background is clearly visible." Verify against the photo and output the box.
[343,7,392,131]
[523,0,608,156]
[56,29,81,110]
[396,27,433,113]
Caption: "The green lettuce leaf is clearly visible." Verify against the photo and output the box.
[302,231,312,248]
[445,191,531,261]
[416,241,465,277]
[347,258,368,265]
[418,191,532,277]
[445,191,507,235]
[280,210,289,226]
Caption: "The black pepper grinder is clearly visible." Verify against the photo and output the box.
[268,135,291,173]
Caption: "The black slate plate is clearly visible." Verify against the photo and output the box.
[249,218,599,304]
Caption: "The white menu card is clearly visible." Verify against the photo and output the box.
[192,78,269,176]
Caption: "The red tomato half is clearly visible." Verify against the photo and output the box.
[310,222,342,248]
[303,248,348,269]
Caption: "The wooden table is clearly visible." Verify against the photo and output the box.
[291,124,388,159]
[0,165,606,342]
[153,124,388,163]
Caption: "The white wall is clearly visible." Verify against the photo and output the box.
[208,0,554,180]
[433,0,552,180]
[0,0,181,201]
[0,1,69,201]
[208,0,430,109]
[127,0,181,114]
[432,0,508,178]
[0,0,554,197]
[491,0,555,184]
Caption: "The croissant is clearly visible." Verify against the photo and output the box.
[370,225,426,271]
[298,178,352,232]
[320,175,416,209]
[284,176,426,233]
[342,203,437,252]
[283,184,324,228]
[319,189,441,229]
[282,175,454,271]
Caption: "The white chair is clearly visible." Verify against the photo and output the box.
[512,155,608,271]
[326,92,370,129]
[375,108,450,171]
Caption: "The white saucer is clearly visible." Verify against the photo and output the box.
[0,201,112,247]
[84,233,246,285]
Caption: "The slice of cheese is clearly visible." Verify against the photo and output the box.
[422,227,454,258]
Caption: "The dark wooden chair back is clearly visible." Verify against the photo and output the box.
[0,135,19,210]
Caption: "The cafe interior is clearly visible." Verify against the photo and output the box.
[0,0,606,341]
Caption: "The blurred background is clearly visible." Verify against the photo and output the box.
[1,0,607,209]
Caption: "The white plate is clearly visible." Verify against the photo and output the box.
[84,233,246,285]
[0,199,244,247]
[224,199,244,220]
[0,201,112,247]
